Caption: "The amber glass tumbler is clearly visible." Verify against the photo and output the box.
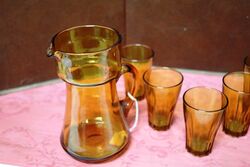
[122,44,154,100]
[223,72,250,137]
[183,87,228,156]
[143,67,183,130]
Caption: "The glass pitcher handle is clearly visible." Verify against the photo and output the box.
[127,92,139,132]
[119,63,139,117]
[117,64,139,132]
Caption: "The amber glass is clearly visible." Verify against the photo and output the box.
[143,67,183,130]
[244,56,250,72]
[63,80,129,161]
[47,25,139,162]
[122,44,154,100]
[222,72,250,137]
[47,25,122,86]
[183,87,228,156]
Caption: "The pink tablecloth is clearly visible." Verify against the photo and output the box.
[0,72,249,167]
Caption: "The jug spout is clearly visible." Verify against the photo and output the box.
[47,43,63,61]
[47,43,54,57]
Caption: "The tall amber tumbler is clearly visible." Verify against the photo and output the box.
[143,67,183,130]
[122,44,154,100]
[183,87,228,156]
[243,56,250,94]
[223,72,250,137]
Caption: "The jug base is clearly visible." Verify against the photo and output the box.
[60,135,130,163]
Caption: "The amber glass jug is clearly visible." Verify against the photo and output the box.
[47,25,139,162]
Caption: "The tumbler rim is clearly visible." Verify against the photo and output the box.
[143,66,183,89]
[222,71,250,95]
[183,86,228,113]
[121,43,155,62]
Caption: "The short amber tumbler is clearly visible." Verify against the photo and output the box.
[122,44,154,101]
[183,87,228,156]
[223,72,250,137]
[143,67,183,130]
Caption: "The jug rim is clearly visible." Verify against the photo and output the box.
[51,25,122,56]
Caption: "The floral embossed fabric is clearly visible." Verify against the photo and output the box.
[0,72,249,167]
